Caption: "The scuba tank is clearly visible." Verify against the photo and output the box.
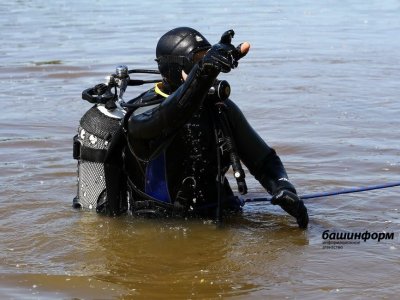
[72,65,163,210]
[72,66,129,210]
[73,105,124,210]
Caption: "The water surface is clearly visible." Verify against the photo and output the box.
[0,0,399,299]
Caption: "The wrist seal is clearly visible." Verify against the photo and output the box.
[275,178,297,195]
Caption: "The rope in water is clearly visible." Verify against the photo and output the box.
[245,181,400,203]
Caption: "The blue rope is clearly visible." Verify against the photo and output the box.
[245,181,400,203]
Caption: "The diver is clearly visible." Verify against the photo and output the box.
[100,27,308,228]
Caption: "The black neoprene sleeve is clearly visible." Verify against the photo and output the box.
[127,64,216,140]
[224,99,296,195]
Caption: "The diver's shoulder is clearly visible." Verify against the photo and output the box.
[142,87,163,102]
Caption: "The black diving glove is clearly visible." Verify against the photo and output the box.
[271,189,309,229]
[200,29,243,74]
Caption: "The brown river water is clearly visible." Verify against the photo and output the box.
[0,1,399,299]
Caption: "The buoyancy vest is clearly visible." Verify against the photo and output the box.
[124,85,233,214]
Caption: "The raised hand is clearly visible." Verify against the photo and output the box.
[200,29,250,74]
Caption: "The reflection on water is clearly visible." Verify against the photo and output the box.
[1,0,399,298]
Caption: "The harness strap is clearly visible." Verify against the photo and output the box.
[73,134,107,163]
[80,147,107,163]
[127,177,175,210]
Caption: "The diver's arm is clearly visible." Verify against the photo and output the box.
[127,39,250,140]
[127,64,216,139]
[225,99,296,195]
[225,99,309,228]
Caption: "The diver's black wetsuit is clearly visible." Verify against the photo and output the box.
[104,63,295,217]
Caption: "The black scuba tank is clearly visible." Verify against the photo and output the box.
[73,103,125,210]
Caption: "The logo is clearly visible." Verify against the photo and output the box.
[321,230,396,250]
